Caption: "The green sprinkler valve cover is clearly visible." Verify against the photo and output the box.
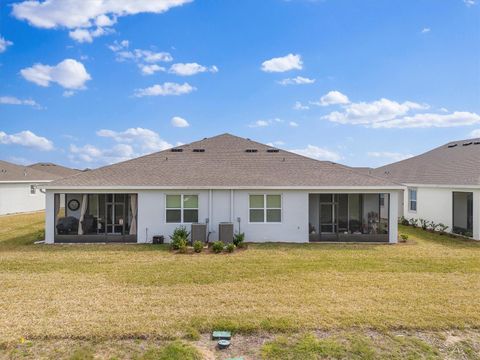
[212,330,231,340]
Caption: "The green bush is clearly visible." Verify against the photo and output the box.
[419,219,429,231]
[170,226,190,250]
[408,218,418,228]
[437,223,448,234]
[212,241,224,253]
[177,240,188,254]
[193,241,203,253]
[399,216,409,226]
[400,234,409,242]
[233,232,245,246]
[226,243,235,253]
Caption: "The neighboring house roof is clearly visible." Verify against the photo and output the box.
[372,138,480,186]
[350,167,373,175]
[48,133,400,189]
[0,160,62,182]
[28,162,81,177]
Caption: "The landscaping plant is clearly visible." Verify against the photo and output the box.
[233,232,245,247]
[408,218,418,228]
[170,226,190,250]
[400,234,409,242]
[193,241,203,253]
[226,243,235,253]
[211,241,224,253]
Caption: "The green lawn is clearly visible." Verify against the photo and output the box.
[0,212,479,359]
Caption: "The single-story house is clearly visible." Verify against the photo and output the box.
[372,137,480,240]
[44,134,402,244]
[0,161,79,215]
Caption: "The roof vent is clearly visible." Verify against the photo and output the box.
[245,149,258,153]
[474,141,480,145]
[447,144,457,148]
[193,149,205,153]
[267,149,279,153]
[463,142,473,146]
[171,148,183,152]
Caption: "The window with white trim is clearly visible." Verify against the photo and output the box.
[166,195,198,223]
[408,188,417,212]
[249,194,282,223]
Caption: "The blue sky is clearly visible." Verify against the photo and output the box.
[0,0,479,169]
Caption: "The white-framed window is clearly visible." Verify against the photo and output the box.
[408,188,417,212]
[166,194,198,223]
[30,184,37,195]
[249,194,282,223]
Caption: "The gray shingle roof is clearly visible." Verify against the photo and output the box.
[0,160,62,182]
[372,138,480,186]
[28,162,81,177]
[48,134,400,188]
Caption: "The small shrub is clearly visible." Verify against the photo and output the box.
[226,243,235,253]
[428,221,438,232]
[233,232,245,246]
[408,218,418,228]
[177,240,188,254]
[212,241,224,253]
[437,223,448,235]
[399,216,409,226]
[419,218,429,231]
[170,226,190,250]
[400,234,409,243]
[193,241,203,253]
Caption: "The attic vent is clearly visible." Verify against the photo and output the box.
[171,148,183,152]
[447,144,457,148]
[474,141,480,145]
[463,142,473,146]
[245,149,258,153]
[267,149,279,153]
[193,149,205,153]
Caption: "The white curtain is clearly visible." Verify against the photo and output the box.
[54,194,60,235]
[129,194,137,235]
[78,194,88,235]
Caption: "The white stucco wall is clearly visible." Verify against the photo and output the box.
[402,186,480,240]
[0,182,48,215]
[45,188,400,244]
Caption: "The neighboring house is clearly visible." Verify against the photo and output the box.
[44,134,402,244]
[372,138,480,240]
[0,160,81,216]
[28,162,81,178]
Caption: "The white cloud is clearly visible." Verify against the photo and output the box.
[371,111,480,129]
[367,151,414,162]
[249,120,271,128]
[169,63,218,76]
[277,76,315,85]
[12,0,192,42]
[469,129,480,138]
[171,116,190,128]
[289,121,299,127]
[261,53,303,73]
[266,140,285,146]
[311,90,350,106]
[0,130,53,151]
[70,127,172,165]
[464,0,477,6]
[293,101,309,110]
[133,82,196,97]
[138,64,165,75]
[0,36,13,53]
[323,97,428,125]
[62,90,75,97]
[96,127,172,152]
[0,96,40,108]
[109,40,173,75]
[321,93,480,129]
[421,27,431,34]
[291,145,341,162]
[20,59,91,90]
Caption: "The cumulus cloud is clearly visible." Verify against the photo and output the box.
[69,143,135,164]
[289,121,299,127]
[293,101,309,110]
[277,76,315,85]
[421,27,431,34]
[321,93,480,129]
[133,82,196,97]
[20,59,91,90]
[12,0,192,43]
[261,53,303,72]
[464,0,477,6]
[0,36,13,53]
[109,40,172,75]
[311,90,350,106]
[169,63,218,76]
[0,130,53,151]
[291,145,341,162]
[96,127,172,152]
[248,118,283,128]
[0,96,40,108]
[171,116,190,128]
[469,129,480,138]
[367,151,414,162]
